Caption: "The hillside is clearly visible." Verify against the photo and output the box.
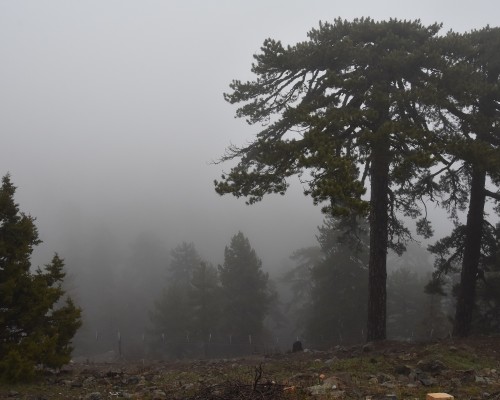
[2,336,500,400]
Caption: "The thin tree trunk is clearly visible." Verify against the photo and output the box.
[367,137,390,341]
[453,166,486,337]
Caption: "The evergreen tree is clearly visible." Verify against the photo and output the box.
[305,217,369,346]
[0,175,82,382]
[474,227,500,333]
[189,261,221,356]
[150,242,222,358]
[219,232,272,343]
[168,242,201,287]
[387,268,431,340]
[150,283,192,358]
[281,246,322,331]
[426,27,500,336]
[150,242,201,358]
[215,19,443,340]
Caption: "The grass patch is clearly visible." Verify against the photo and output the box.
[424,345,496,370]
[329,355,393,375]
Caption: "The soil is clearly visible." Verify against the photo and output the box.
[2,336,500,400]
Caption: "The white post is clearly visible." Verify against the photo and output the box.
[117,331,122,358]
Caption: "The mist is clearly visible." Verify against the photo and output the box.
[1,1,499,357]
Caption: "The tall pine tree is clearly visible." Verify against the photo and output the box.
[219,232,272,343]
[215,19,443,340]
[425,27,500,336]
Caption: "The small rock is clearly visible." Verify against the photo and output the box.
[83,376,95,386]
[417,359,447,373]
[85,393,102,400]
[307,385,327,396]
[292,340,303,352]
[460,369,476,383]
[368,377,378,385]
[451,377,461,387]
[394,364,412,375]
[419,376,434,386]
[182,383,195,390]
[363,342,374,352]
[152,390,167,400]
[323,376,341,388]
[307,384,344,397]
[290,372,315,382]
[127,376,140,385]
[377,373,395,383]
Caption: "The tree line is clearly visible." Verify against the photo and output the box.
[149,235,274,358]
[215,18,500,341]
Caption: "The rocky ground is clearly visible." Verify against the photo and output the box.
[2,336,500,399]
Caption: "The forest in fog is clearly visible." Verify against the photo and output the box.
[66,216,439,360]
[1,1,500,383]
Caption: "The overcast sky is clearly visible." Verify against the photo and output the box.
[1,1,499,269]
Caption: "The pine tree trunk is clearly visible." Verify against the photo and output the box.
[367,138,390,342]
[453,166,486,337]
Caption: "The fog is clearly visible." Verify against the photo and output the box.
[1,1,498,356]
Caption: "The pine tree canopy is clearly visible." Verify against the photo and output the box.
[215,18,445,341]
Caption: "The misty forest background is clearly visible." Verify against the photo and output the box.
[56,203,445,360]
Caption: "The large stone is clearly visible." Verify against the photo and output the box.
[426,393,454,400]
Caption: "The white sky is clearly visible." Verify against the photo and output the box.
[1,1,498,268]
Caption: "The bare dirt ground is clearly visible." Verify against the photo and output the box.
[2,336,500,399]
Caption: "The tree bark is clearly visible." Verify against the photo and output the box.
[453,166,486,337]
[367,136,390,341]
